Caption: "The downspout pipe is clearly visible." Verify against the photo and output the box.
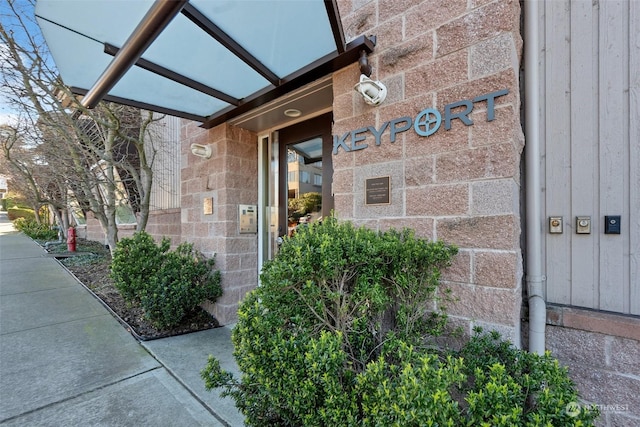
[524,0,546,355]
[81,0,187,109]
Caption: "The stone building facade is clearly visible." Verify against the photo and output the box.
[47,1,639,425]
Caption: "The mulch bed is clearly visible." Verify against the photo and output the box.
[44,239,219,340]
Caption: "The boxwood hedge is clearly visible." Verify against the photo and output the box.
[202,217,598,426]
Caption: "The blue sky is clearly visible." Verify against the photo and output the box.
[0,0,45,125]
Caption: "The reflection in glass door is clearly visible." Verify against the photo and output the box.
[285,138,324,237]
[258,113,332,278]
[278,113,333,242]
[257,133,279,278]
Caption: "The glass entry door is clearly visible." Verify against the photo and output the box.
[278,113,333,240]
[257,134,278,274]
[257,113,333,276]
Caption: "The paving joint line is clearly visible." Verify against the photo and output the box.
[142,347,232,427]
[0,366,163,424]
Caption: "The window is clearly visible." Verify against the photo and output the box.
[148,114,181,210]
[287,150,297,163]
[92,162,137,225]
[278,113,333,244]
[68,197,87,225]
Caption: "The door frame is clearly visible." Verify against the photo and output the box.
[277,113,334,239]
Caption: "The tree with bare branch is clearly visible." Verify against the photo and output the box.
[1,0,169,253]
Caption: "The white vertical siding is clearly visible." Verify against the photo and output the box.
[544,0,573,305]
[630,0,640,315]
[540,0,638,315]
[147,114,181,210]
[570,0,599,309]
[598,0,627,312]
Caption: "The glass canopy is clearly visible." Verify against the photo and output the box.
[35,0,374,128]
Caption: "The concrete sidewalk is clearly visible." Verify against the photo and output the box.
[0,212,244,426]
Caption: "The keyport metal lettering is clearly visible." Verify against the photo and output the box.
[333,89,509,154]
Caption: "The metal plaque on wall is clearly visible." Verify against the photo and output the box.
[365,176,391,205]
[203,197,213,215]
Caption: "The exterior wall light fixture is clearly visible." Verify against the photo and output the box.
[354,74,387,106]
[354,49,387,106]
[190,143,212,159]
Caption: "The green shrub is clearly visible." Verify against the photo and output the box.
[111,231,170,303]
[3,194,29,212]
[12,217,59,240]
[202,217,459,425]
[355,343,465,426]
[457,328,599,426]
[256,217,456,366]
[201,217,599,426]
[8,207,34,221]
[140,242,223,328]
[111,231,222,328]
[13,216,33,230]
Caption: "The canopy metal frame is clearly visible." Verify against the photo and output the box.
[38,0,375,129]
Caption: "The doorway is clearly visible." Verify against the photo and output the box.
[278,113,334,239]
[257,113,333,276]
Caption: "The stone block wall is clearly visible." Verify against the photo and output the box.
[545,306,640,427]
[180,121,258,325]
[82,212,136,245]
[81,209,180,247]
[334,0,524,341]
[144,208,181,247]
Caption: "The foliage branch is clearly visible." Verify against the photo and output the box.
[111,231,222,328]
[201,217,598,426]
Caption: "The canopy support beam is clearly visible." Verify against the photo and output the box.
[325,0,346,53]
[201,34,376,129]
[181,3,281,86]
[81,0,187,109]
[103,43,241,106]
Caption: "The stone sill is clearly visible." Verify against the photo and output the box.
[149,208,180,216]
[546,304,640,341]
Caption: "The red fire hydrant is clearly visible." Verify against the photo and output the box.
[67,226,76,252]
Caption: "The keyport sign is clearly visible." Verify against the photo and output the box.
[333,89,509,154]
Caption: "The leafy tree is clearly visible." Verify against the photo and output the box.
[0,124,56,224]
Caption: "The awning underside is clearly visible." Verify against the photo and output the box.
[35,0,374,128]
